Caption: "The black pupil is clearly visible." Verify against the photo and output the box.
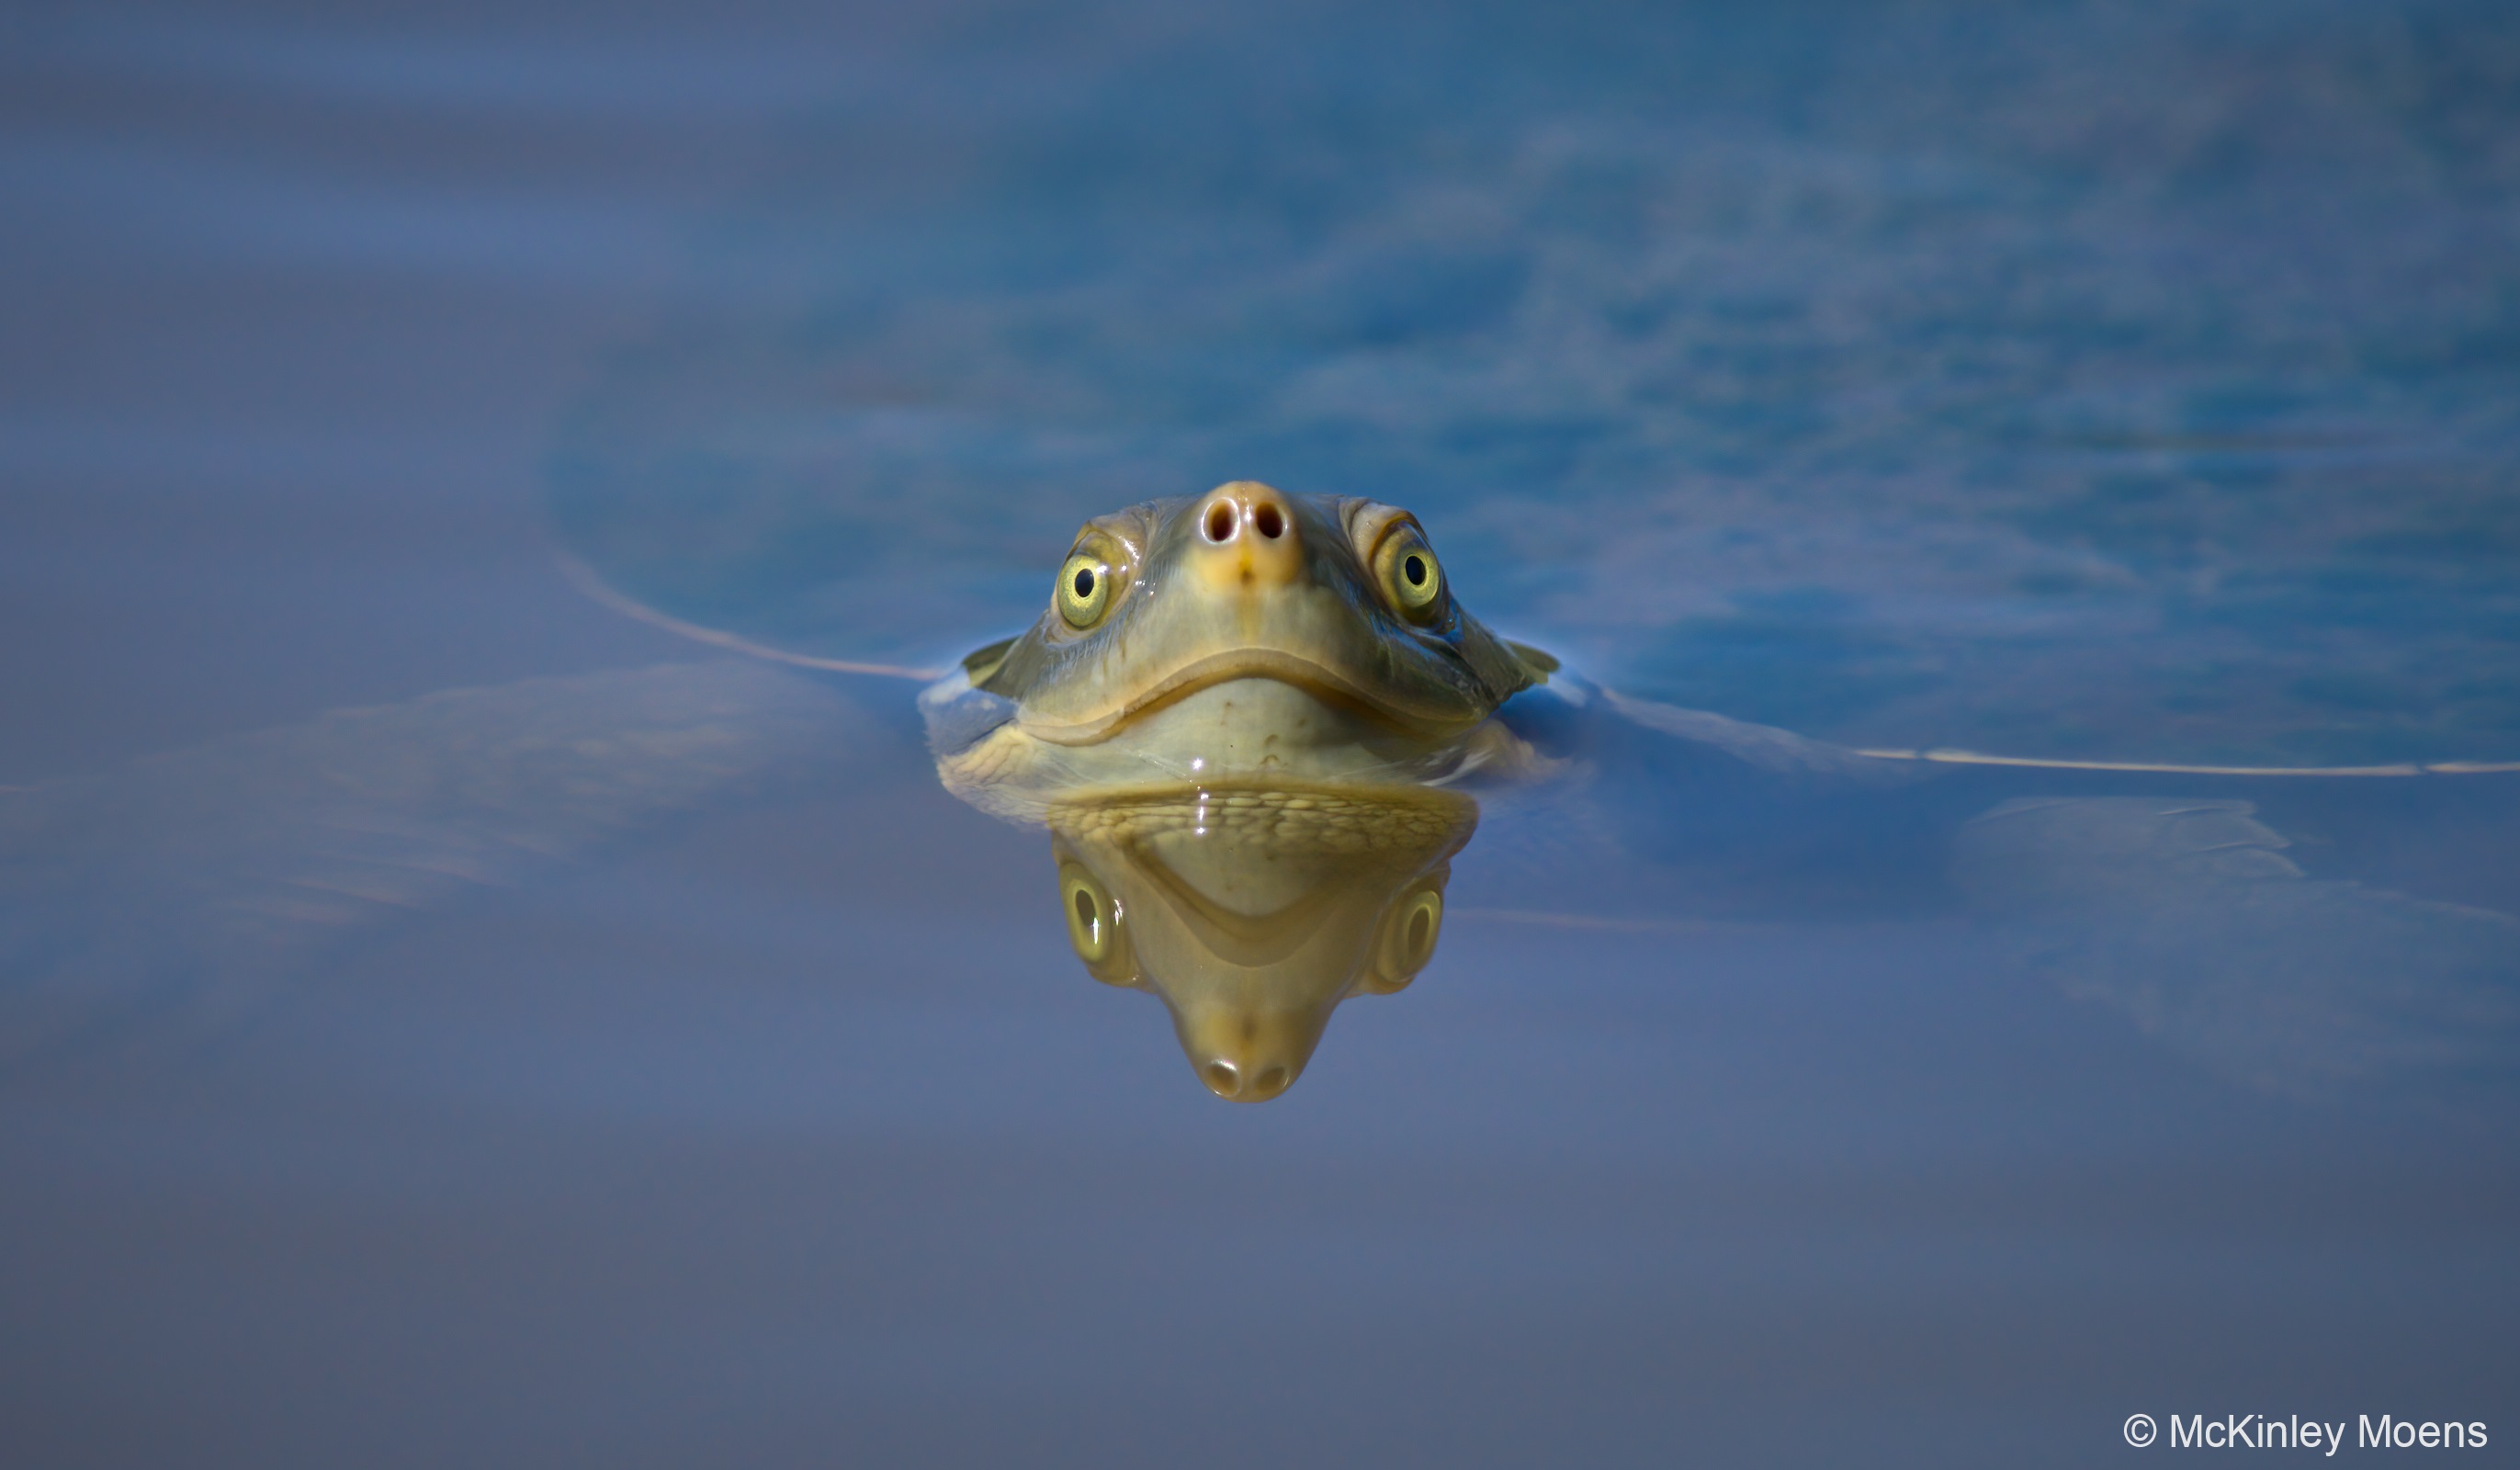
[1403,553,1427,587]
[1072,567,1096,599]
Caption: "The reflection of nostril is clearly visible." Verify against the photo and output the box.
[1203,503,1236,542]
[1253,503,1284,539]
[1203,1060,1241,1096]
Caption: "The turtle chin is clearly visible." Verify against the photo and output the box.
[935,661,1502,821]
[1099,674,1435,784]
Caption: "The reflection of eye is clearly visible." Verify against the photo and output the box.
[1058,862,1135,985]
[1063,867,1113,958]
[1364,884,1445,992]
[1373,528,1445,622]
[1057,551,1114,628]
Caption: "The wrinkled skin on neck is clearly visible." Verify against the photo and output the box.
[929,483,1545,810]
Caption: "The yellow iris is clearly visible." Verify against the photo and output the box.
[1362,883,1445,992]
[1373,527,1445,621]
[1056,550,1115,628]
[1058,862,1134,985]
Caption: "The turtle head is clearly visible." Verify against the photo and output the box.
[960,484,1540,785]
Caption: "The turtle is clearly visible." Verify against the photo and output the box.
[901,481,2520,1099]
[5,482,2514,1101]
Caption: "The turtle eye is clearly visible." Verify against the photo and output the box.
[1373,527,1446,622]
[1057,861,1135,986]
[1056,549,1115,628]
[1361,882,1445,994]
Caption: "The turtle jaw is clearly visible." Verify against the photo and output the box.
[1055,670,1456,786]
[1013,649,1475,750]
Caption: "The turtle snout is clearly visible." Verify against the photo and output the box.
[1190,481,1304,594]
[1171,984,1335,1104]
[1199,1057,1295,1102]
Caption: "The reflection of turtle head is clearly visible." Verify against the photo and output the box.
[1048,785,1475,1102]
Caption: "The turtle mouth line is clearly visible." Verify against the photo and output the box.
[1016,650,1453,746]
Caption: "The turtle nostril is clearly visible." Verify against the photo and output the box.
[1203,1060,1241,1097]
[1253,1065,1289,1097]
[1253,503,1284,539]
[1203,502,1237,543]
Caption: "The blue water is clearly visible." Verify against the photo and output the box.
[4,2,2516,1465]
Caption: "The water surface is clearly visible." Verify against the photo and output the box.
[4,2,2517,1464]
